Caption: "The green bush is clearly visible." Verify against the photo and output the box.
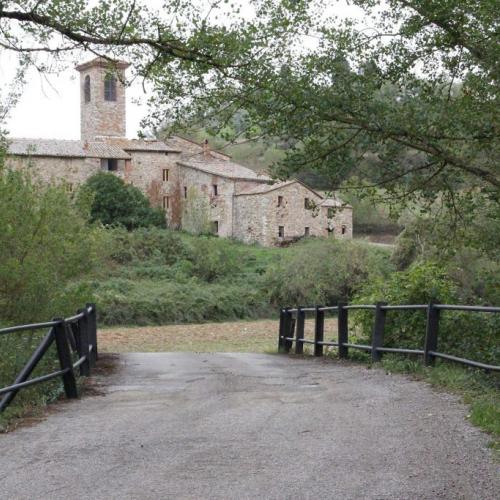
[0,166,104,428]
[264,239,393,307]
[95,278,272,325]
[79,172,165,230]
[0,168,103,323]
[353,261,499,364]
[107,226,187,265]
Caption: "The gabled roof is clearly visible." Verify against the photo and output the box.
[235,178,351,207]
[7,139,131,159]
[236,179,323,197]
[178,156,272,182]
[163,135,232,160]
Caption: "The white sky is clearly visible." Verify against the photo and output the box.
[1,1,364,140]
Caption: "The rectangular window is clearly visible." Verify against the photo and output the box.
[184,186,188,199]
[304,227,310,236]
[304,198,309,209]
[327,207,335,218]
[101,158,119,171]
[163,196,169,210]
[342,225,347,235]
[213,184,218,196]
[212,221,219,235]
[278,226,284,238]
[162,169,169,182]
[278,196,283,207]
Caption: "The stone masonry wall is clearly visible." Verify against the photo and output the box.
[6,156,101,189]
[234,181,353,246]
[79,65,127,141]
[177,164,235,237]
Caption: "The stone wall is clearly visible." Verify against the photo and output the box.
[177,164,235,237]
[6,156,100,189]
[234,181,353,246]
[79,65,127,141]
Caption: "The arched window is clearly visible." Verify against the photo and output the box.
[84,75,91,103]
[104,74,117,101]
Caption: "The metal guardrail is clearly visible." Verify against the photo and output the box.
[0,304,98,412]
[277,303,499,372]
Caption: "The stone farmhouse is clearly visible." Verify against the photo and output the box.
[6,57,352,246]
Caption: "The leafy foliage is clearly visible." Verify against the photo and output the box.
[0,167,102,324]
[80,172,166,230]
[264,238,393,307]
[353,262,499,365]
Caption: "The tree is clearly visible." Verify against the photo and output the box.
[1,1,498,212]
[0,166,102,323]
[80,172,166,230]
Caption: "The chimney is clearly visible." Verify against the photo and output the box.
[203,138,210,157]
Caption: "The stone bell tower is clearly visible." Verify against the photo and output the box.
[75,57,130,141]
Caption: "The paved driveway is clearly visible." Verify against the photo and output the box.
[0,353,498,499]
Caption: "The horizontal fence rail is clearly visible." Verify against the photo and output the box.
[0,304,98,413]
[278,303,500,372]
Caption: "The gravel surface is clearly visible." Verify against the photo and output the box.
[0,353,498,499]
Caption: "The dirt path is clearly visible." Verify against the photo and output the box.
[0,353,497,499]
[98,318,337,353]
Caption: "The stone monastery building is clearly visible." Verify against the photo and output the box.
[7,58,352,246]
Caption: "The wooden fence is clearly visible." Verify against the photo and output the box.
[278,303,499,372]
[0,304,98,413]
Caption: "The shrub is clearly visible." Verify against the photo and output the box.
[0,167,103,323]
[80,172,165,230]
[107,226,187,265]
[353,261,499,364]
[263,239,393,307]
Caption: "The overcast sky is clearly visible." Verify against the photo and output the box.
[1,1,364,140]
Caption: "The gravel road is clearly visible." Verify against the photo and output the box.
[0,353,498,499]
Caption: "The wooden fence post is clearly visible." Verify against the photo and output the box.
[338,302,348,359]
[424,303,440,366]
[53,319,78,399]
[77,309,91,377]
[314,306,325,357]
[278,308,287,352]
[284,310,295,353]
[86,303,98,364]
[371,302,387,363]
[295,307,305,355]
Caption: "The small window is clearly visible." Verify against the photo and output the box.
[184,186,188,199]
[342,225,347,235]
[328,207,335,218]
[162,169,169,182]
[213,184,218,196]
[278,226,284,238]
[304,227,310,236]
[102,158,118,171]
[163,196,169,210]
[277,196,283,207]
[212,221,219,235]
[304,198,309,209]
[84,75,91,103]
[104,74,117,101]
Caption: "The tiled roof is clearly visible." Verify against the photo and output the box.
[103,138,179,152]
[236,180,295,195]
[7,139,131,159]
[178,156,272,182]
[163,135,232,160]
